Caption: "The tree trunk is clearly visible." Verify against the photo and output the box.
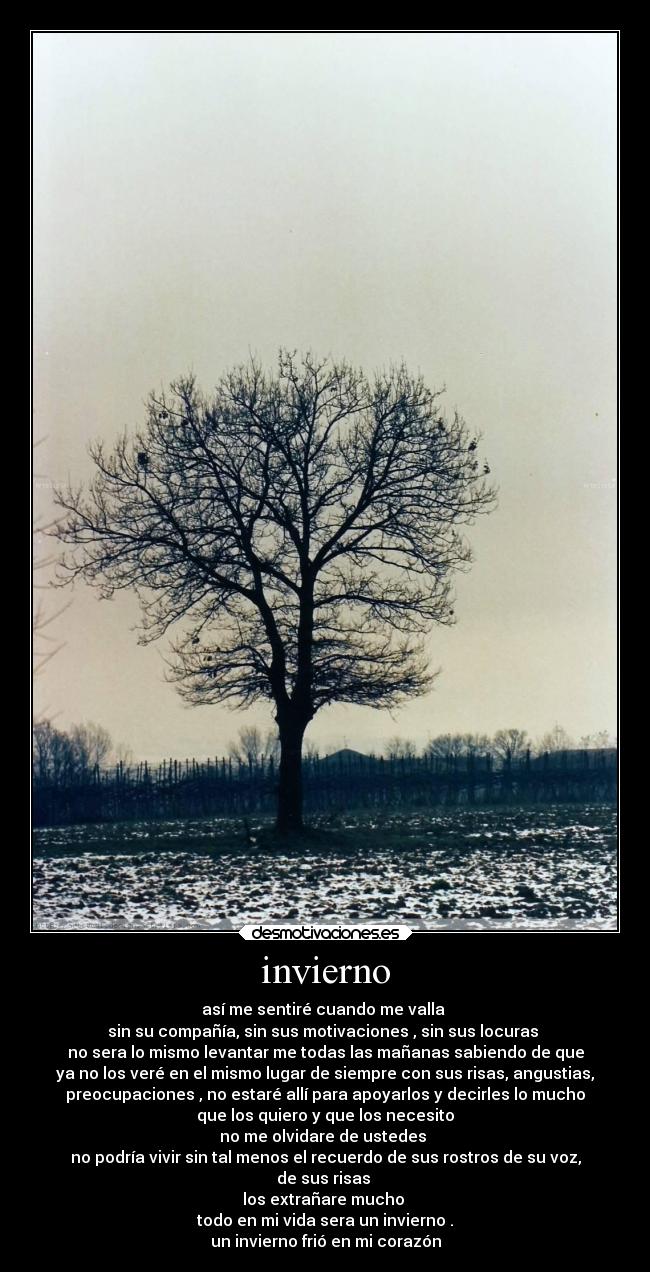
[276,719,306,833]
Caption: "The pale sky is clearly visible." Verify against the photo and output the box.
[33,32,617,761]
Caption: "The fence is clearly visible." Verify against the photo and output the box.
[32,749,618,828]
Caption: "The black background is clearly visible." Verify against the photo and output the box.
[30,935,622,1263]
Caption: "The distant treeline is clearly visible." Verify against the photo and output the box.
[33,731,617,828]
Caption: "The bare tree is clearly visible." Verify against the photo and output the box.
[537,724,574,755]
[229,725,259,765]
[229,724,280,764]
[264,728,281,762]
[386,736,417,760]
[492,728,529,764]
[71,722,113,775]
[33,720,115,783]
[579,730,614,750]
[461,732,491,759]
[426,733,466,761]
[112,740,135,767]
[32,720,68,783]
[54,351,495,832]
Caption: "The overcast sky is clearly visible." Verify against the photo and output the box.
[33,32,617,760]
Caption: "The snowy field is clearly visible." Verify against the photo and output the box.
[33,805,617,932]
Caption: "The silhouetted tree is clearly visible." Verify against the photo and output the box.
[461,732,491,759]
[579,730,614,750]
[113,740,135,766]
[426,733,466,761]
[228,724,279,765]
[70,722,113,775]
[537,724,574,755]
[33,719,129,785]
[33,720,73,783]
[492,727,529,764]
[54,351,495,831]
[386,736,417,761]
